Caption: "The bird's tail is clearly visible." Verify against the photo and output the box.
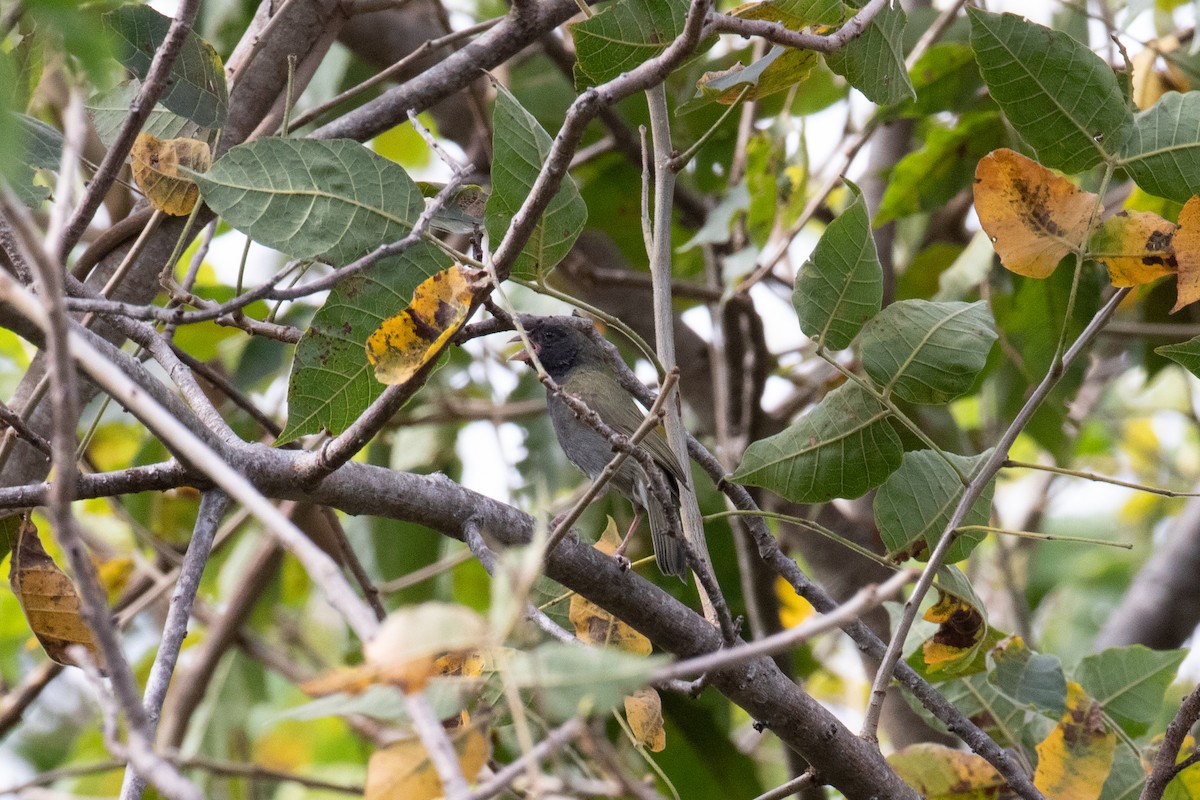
[646,477,688,579]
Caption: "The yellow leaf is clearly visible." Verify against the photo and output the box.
[974,148,1098,278]
[1087,211,1177,286]
[569,517,652,654]
[775,575,815,629]
[366,264,483,386]
[888,743,1005,799]
[8,514,107,673]
[1033,682,1116,800]
[97,556,134,604]
[594,515,624,556]
[569,590,652,655]
[365,725,490,800]
[1173,196,1200,312]
[130,133,211,216]
[625,688,666,752]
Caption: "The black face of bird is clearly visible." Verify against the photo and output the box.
[509,319,590,381]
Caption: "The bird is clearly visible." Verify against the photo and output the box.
[510,316,689,577]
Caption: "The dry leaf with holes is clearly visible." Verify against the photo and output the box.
[974,148,1098,278]
[365,725,490,800]
[130,133,212,216]
[366,264,485,386]
[8,514,107,673]
[625,687,666,751]
[1087,210,1177,287]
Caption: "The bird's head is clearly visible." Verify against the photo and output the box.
[509,317,598,381]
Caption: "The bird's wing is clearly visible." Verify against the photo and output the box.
[564,367,688,483]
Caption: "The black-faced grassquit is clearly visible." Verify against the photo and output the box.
[512,317,688,577]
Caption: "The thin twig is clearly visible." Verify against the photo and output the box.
[467,718,584,800]
[751,770,818,800]
[860,289,1131,746]
[404,692,472,799]
[655,569,916,681]
[707,0,889,53]
[1140,682,1200,800]
[119,491,231,800]
[464,520,576,644]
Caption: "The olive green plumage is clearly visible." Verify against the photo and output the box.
[519,317,688,577]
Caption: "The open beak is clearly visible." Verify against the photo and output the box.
[508,334,534,363]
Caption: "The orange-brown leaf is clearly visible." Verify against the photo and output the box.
[974,148,1098,278]
[1087,211,1177,287]
[1173,196,1200,312]
[365,725,490,800]
[1033,681,1116,800]
[8,514,107,673]
[130,133,211,216]
[570,592,652,655]
[366,264,483,386]
[625,688,666,752]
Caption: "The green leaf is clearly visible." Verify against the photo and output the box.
[876,112,1006,224]
[731,382,902,503]
[485,83,587,279]
[1156,335,1200,376]
[106,4,228,128]
[932,565,983,611]
[1099,744,1145,800]
[987,637,1067,715]
[87,81,199,148]
[192,138,425,265]
[747,0,846,26]
[277,241,450,442]
[570,0,689,88]
[967,7,1132,172]
[1075,645,1185,737]
[860,299,997,404]
[931,674,1027,747]
[15,114,63,170]
[825,0,914,105]
[874,449,994,563]
[793,182,882,349]
[899,42,987,118]
[696,45,817,104]
[506,642,668,723]
[1122,92,1200,204]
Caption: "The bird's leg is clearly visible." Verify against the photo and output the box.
[612,511,642,571]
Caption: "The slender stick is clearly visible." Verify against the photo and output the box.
[1004,459,1200,498]
[646,81,728,636]
[859,288,1130,745]
[1140,682,1200,800]
[119,491,231,800]
[655,568,917,681]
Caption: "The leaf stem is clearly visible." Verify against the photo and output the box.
[1003,459,1200,498]
[954,525,1132,549]
[704,509,897,568]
